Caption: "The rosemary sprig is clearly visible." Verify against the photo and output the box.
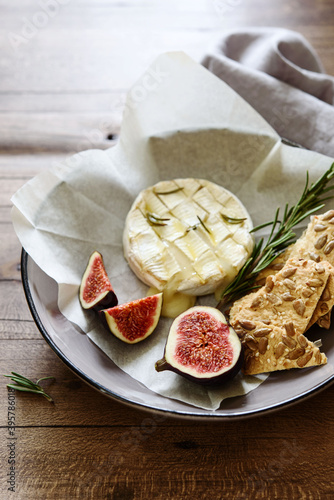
[186,222,200,232]
[155,187,184,195]
[221,213,247,225]
[146,212,170,226]
[197,215,211,234]
[4,372,55,403]
[217,163,334,309]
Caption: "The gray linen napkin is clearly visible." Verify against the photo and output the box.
[202,28,334,156]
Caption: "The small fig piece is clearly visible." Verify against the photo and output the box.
[101,293,163,343]
[155,306,243,385]
[79,251,118,310]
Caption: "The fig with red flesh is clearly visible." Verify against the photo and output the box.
[101,293,163,344]
[79,251,118,311]
[155,306,243,385]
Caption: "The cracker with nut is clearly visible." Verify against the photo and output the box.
[254,244,295,287]
[255,210,334,283]
[230,257,334,336]
[254,210,334,329]
[291,209,334,264]
[307,273,334,329]
[232,319,327,375]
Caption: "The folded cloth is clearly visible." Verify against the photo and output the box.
[202,28,334,157]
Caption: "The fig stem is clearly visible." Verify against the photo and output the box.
[155,358,169,372]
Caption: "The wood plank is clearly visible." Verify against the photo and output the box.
[0,281,32,321]
[0,178,32,205]
[0,91,122,113]
[1,1,333,154]
[0,153,70,177]
[0,244,21,282]
[0,112,119,153]
[0,223,22,280]
[0,209,13,223]
[1,0,333,95]
[0,320,39,340]
[1,1,220,90]
[0,409,333,499]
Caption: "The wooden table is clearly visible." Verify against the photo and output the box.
[1,1,334,498]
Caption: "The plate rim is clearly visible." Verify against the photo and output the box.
[21,249,334,420]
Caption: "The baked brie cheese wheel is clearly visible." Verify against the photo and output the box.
[123,178,254,298]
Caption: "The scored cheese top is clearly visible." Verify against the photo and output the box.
[123,178,254,297]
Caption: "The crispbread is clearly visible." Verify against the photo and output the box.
[307,273,334,329]
[254,210,334,329]
[256,211,334,282]
[228,211,334,375]
[230,258,334,335]
[290,210,334,265]
[232,319,327,375]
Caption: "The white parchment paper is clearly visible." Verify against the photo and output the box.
[11,52,334,410]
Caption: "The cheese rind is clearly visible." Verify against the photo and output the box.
[123,178,254,296]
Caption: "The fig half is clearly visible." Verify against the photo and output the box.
[101,293,163,344]
[155,306,243,385]
[79,251,118,310]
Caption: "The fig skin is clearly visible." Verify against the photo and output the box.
[79,251,118,311]
[155,351,244,386]
[100,293,163,344]
[155,306,243,386]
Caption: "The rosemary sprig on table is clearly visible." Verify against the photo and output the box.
[4,372,55,403]
[217,162,334,309]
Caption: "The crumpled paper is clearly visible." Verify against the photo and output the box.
[11,52,334,410]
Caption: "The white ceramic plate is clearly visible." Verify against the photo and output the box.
[22,249,334,420]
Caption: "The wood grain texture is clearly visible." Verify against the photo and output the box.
[1,0,334,154]
[0,404,334,499]
[1,0,334,498]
